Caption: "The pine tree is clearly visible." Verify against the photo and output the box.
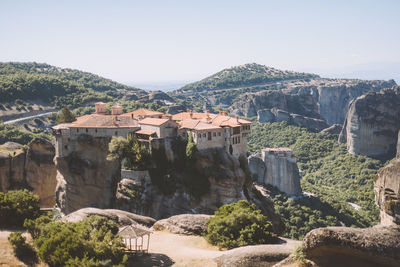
[56,107,76,124]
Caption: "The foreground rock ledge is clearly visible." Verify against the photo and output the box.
[153,214,212,235]
[303,225,400,267]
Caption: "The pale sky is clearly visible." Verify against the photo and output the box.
[1,0,399,84]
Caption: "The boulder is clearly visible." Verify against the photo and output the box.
[152,214,212,235]
[339,86,400,160]
[62,207,156,227]
[302,225,400,267]
[215,238,301,267]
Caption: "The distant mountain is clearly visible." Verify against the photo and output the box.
[126,81,191,92]
[176,63,319,93]
[0,62,147,107]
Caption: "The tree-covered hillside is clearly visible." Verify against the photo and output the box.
[0,62,147,107]
[178,63,318,93]
[248,122,383,239]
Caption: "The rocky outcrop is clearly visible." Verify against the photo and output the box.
[55,134,121,214]
[320,124,343,135]
[231,79,395,125]
[339,86,400,160]
[61,207,156,227]
[232,90,320,119]
[116,147,285,235]
[257,108,328,130]
[215,238,301,267]
[0,138,57,207]
[374,158,400,225]
[302,225,400,267]
[299,152,400,267]
[248,149,302,196]
[153,214,212,235]
[397,131,400,158]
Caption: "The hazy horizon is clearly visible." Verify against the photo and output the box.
[1,0,399,85]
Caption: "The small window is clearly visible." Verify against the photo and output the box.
[208,132,212,140]
[76,129,79,133]
[218,132,221,136]
[115,131,118,136]
[213,132,216,137]
[203,133,206,138]
[86,128,88,133]
[64,145,68,149]
[198,134,201,139]
[95,129,98,133]
[238,137,240,143]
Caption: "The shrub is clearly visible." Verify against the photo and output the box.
[0,190,40,228]
[8,232,37,264]
[206,200,274,249]
[56,106,76,124]
[30,215,126,267]
[185,131,197,160]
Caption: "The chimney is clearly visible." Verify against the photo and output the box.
[235,115,239,122]
[111,105,122,115]
[187,109,191,113]
[95,102,106,114]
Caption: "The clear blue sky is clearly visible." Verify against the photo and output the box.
[1,0,399,84]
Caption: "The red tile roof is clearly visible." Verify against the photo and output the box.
[139,117,170,126]
[122,108,163,118]
[69,114,139,129]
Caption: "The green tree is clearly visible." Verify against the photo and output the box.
[185,131,197,160]
[206,200,274,249]
[56,107,76,124]
[0,190,40,228]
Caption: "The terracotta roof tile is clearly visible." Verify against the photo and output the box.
[139,117,169,126]
[69,114,139,128]
[122,109,163,118]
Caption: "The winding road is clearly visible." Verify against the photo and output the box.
[2,111,55,125]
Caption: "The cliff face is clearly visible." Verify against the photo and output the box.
[248,150,302,196]
[55,134,121,214]
[339,86,400,160]
[257,108,328,131]
[0,139,57,207]
[115,147,285,234]
[374,158,400,225]
[231,80,395,126]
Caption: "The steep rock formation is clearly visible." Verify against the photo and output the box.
[55,134,121,214]
[232,90,320,119]
[300,154,400,266]
[374,158,400,225]
[248,149,302,196]
[153,214,212,235]
[339,86,400,160]
[397,131,400,158]
[257,108,328,131]
[231,79,395,125]
[62,207,156,227]
[116,147,285,235]
[0,139,57,207]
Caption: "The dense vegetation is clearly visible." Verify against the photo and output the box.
[0,62,146,108]
[178,63,318,93]
[56,107,76,124]
[248,122,383,239]
[0,123,51,145]
[8,232,38,265]
[206,200,274,249]
[0,190,40,228]
[24,214,127,267]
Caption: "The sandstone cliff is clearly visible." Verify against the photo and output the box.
[248,150,302,196]
[257,108,328,131]
[231,79,395,126]
[115,147,285,234]
[55,134,121,214]
[0,138,57,207]
[339,86,400,160]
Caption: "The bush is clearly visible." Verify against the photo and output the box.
[29,215,126,267]
[8,232,37,264]
[56,106,76,124]
[0,190,40,228]
[205,200,274,249]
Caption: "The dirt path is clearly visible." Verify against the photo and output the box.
[129,231,224,267]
